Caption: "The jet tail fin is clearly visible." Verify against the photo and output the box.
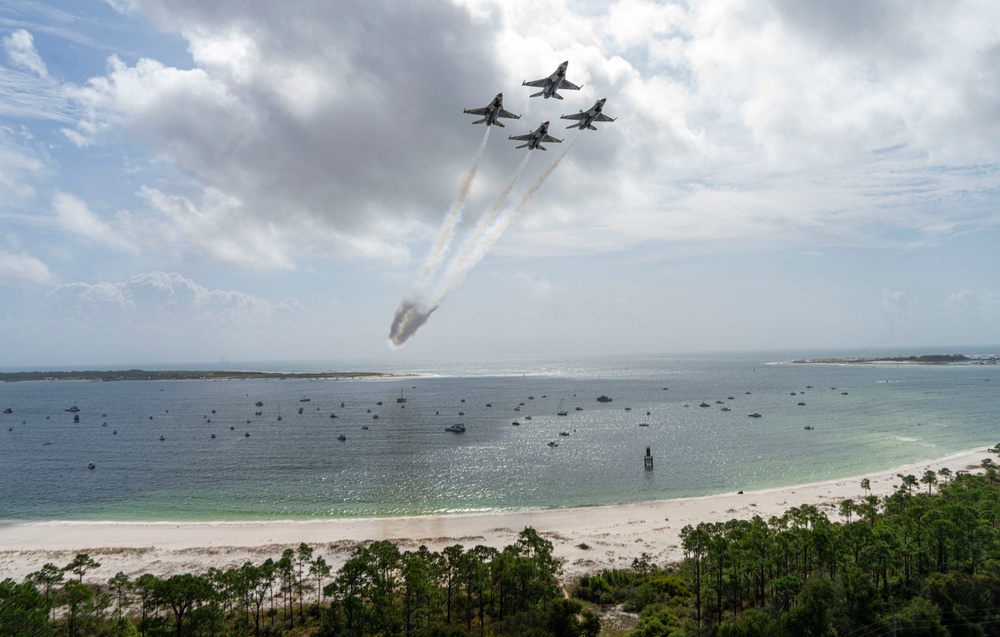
[587,124,597,130]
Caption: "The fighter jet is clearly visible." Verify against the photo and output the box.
[560,98,616,130]
[463,93,520,127]
[521,61,582,100]
[508,121,563,151]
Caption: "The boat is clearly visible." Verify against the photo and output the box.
[748,413,762,418]
[300,397,311,402]
[638,422,649,427]
[338,434,346,441]
[699,402,710,407]
[396,389,406,404]
[547,441,559,447]
[298,407,304,414]
[2,408,11,414]
[575,407,583,411]
[721,407,731,412]
[512,421,520,426]
[445,424,466,433]
[557,399,568,416]
[524,415,532,420]
[804,425,814,430]
[797,402,806,406]
[65,406,80,412]
[596,395,613,403]
[255,401,263,407]
[559,431,570,436]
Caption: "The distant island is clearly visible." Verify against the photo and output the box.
[788,354,999,365]
[0,369,409,382]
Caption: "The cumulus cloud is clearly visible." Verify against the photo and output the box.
[0,251,52,284]
[42,0,1000,274]
[0,130,45,204]
[946,289,1000,324]
[47,271,306,332]
[53,191,139,253]
[3,29,49,78]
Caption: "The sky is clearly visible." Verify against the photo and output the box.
[1,0,998,368]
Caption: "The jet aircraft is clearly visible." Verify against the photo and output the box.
[560,98,617,130]
[521,61,582,100]
[508,121,563,151]
[463,93,520,127]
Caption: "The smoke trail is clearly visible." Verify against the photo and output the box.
[442,135,579,294]
[388,299,437,349]
[411,127,491,295]
[388,133,578,348]
[433,152,532,301]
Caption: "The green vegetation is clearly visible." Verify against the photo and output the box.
[2,528,596,636]
[570,458,1000,636]
[5,456,1000,635]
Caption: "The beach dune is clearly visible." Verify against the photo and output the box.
[0,448,989,583]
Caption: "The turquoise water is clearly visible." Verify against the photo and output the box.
[0,350,997,521]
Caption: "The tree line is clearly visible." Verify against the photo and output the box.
[0,527,599,637]
[575,451,1000,636]
[5,449,1000,636]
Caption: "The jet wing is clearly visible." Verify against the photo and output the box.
[508,133,534,141]
[595,113,616,122]
[557,79,581,91]
[497,108,520,119]
[463,106,490,116]
[541,134,563,143]
[560,112,586,121]
[522,78,550,88]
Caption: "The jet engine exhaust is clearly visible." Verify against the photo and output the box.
[387,299,437,349]
[412,127,491,296]
[388,134,577,349]
[433,152,532,298]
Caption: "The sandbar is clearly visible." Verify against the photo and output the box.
[0,447,991,582]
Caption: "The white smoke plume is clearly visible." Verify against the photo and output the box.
[432,152,532,301]
[411,127,491,297]
[388,134,578,348]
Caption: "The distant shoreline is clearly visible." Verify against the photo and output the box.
[0,369,412,382]
[785,354,999,366]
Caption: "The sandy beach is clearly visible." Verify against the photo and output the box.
[0,447,991,583]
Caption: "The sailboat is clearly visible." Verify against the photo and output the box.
[557,399,568,417]
[396,389,406,404]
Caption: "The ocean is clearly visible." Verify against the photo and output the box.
[1,349,997,521]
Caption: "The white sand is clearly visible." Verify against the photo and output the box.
[0,447,990,583]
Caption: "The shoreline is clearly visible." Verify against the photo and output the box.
[1,446,991,582]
